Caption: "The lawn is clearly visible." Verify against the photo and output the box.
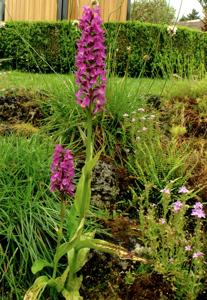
[2,71,207,102]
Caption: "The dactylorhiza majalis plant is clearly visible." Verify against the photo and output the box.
[24,5,146,300]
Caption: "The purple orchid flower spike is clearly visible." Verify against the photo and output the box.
[75,5,107,113]
[50,144,75,196]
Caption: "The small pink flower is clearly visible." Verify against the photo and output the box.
[192,251,204,259]
[160,188,171,195]
[191,202,205,218]
[172,200,183,212]
[178,186,190,194]
[185,245,192,251]
[159,218,166,224]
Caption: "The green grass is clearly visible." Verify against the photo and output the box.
[0,134,60,298]
[0,71,75,106]
[0,133,106,299]
[1,71,207,116]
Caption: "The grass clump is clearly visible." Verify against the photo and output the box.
[0,134,60,298]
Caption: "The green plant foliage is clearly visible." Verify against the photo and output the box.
[179,8,201,21]
[136,185,206,299]
[105,22,207,78]
[130,0,176,24]
[123,110,193,196]
[0,21,79,73]
[0,135,60,298]
[0,21,206,78]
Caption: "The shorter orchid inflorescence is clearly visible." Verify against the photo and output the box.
[50,144,75,196]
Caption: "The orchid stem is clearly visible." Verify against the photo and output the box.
[52,193,65,279]
[86,107,93,163]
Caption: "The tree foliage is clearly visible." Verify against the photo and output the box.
[198,0,207,31]
[180,9,200,21]
[198,0,207,9]
[131,0,175,24]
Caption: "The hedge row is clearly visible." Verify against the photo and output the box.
[0,21,207,78]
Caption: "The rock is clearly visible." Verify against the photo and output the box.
[91,160,120,210]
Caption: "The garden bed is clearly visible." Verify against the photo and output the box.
[0,72,207,300]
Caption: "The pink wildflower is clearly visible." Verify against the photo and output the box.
[191,202,205,218]
[75,6,106,113]
[185,245,192,251]
[192,251,204,259]
[159,218,166,224]
[178,186,190,194]
[50,145,75,196]
[172,200,183,212]
[160,188,171,195]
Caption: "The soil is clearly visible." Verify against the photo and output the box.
[81,251,175,300]
[0,88,46,134]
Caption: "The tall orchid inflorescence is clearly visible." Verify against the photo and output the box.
[50,144,75,196]
[75,5,107,113]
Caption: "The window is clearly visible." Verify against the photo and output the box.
[57,0,68,20]
[0,0,5,21]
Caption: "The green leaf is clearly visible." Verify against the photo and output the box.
[62,289,83,300]
[54,218,85,264]
[78,126,86,145]
[75,239,148,263]
[23,276,49,300]
[67,204,80,237]
[68,232,95,273]
[31,259,53,274]
[47,266,70,293]
[74,148,103,217]
[58,265,70,290]
[67,274,83,294]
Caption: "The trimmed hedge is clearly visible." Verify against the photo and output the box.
[0,22,79,73]
[0,21,207,78]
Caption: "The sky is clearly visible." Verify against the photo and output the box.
[131,0,204,19]
[168,0,203,19]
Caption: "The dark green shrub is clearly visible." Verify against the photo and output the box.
[0,21,79,73]
[0,21,206,77]
[105,22,207,78]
